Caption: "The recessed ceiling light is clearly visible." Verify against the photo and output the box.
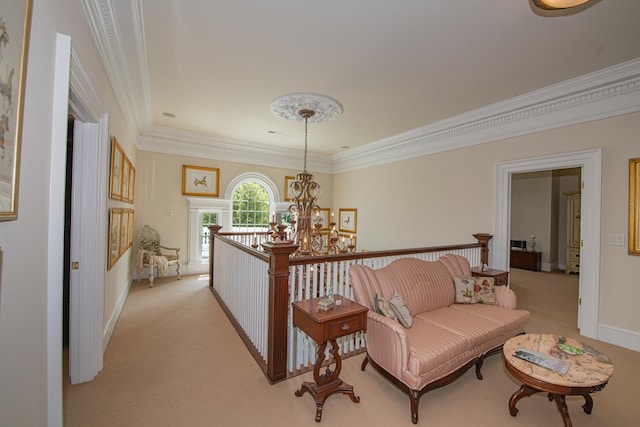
[341,145,351,149]
[162,112,176,118]
[267,130,282,134]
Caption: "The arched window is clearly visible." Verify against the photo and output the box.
[232,182,270,231]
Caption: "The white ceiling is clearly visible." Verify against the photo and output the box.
[84,0,640,162]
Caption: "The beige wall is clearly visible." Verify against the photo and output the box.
[333,112,640,334]
[134,150,334,267]
[0,0,140,424]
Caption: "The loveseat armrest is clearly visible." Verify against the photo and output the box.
[495,286,518,309]
[366,311,411,378]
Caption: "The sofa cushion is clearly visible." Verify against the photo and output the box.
[415,307,503,348]
[389,291,413,328]
[405,318,469,378]
[473,277,497,305]
[375,293,397,321]
[450,304,530,338]
[454,276,477,303]
[370,258,456,314]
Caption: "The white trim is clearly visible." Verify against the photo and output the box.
[494,149,602,339]
[67,42,110,387]
[598,323,640,353]
[103,278,132,350]
[187,197,233,264]
[224,172,280,202]
[47,33,72,427]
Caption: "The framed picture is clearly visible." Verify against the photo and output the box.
[629,157,640,255]
[314,208,330,230]
[121,156,130,202]
[108,209,122,269]
[0,0,33,221]
[182,165,219,197]
[109,137,123,200]
[338,208,357,233]
[284,175,295,201]
[119,208,128,255]
[127,164,136,204]
[127,209,135,248]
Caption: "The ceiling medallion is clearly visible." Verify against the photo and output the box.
[270,93,343,124]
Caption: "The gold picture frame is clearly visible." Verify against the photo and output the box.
[108,208,122,269]
[284,175,295,201]
[314,207,330,231]
[182,165,219,197]
[109,137,123,200]
[0,0,33,221]
[338,208,357,233]
[629,157,640,255]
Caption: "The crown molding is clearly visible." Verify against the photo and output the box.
[138,126,334,174]
[80,0,152,132]
[332,58,640,173]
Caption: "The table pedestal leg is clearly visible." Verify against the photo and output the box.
[295,339,360,422]
[509,384,539,416]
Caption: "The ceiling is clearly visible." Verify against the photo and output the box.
[86,0,640,160]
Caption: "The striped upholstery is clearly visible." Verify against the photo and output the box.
[349,255,530,392]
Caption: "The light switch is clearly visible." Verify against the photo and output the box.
[608,234,625,246]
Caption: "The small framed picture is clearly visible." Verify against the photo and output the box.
[109,138,124,200]
[108,208,122,269]
[284,175,296,201]
[338,208,357,233]
[182,165,220,197]
[119,208,129,255]
[314,208,330,230]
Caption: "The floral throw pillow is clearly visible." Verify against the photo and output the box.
[454,277,477,304]
[474,277,497,305]
[375,293,397,321]
[389,291,412,328]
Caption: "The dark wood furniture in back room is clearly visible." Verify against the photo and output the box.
[510,250,542,271]
[470,266,509,287]
[292,295,368,422]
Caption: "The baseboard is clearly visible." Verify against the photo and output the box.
[103,276,133,351]
[597,323,640,352]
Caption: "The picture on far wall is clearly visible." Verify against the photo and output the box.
[338,208,357,233]
[284,176,295,201]
[629,157,640,255]
[182,165,219,197]
[108,208,122,269]
[109,137,123,200]
[119,208,129,256]
[0,0,33,221]
[314,207,330,230]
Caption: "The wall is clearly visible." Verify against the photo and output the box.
[134,150,334,271]
[0,0,140,425]
[333,112,640,344]
[511,171,553,269]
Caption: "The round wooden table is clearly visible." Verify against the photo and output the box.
[503,333,613,427]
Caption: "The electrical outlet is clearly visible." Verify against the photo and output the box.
[608,234,625,246]
[168,210,173,218]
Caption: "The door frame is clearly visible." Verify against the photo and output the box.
[493,148,602,339]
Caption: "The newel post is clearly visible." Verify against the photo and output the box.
[208,225,223,288]
[262,241,298,383]
[473,233,493,267]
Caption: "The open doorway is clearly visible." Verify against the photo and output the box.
[493,149,602,339]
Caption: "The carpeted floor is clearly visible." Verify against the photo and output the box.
[63,269,640,426]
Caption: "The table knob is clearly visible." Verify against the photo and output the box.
[341,324,350,331]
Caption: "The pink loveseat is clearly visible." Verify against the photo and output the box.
[349,255,530,424]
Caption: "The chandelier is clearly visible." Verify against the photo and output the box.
[532,0,591,9]
[270,93,342,255]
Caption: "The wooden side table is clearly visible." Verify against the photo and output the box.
[470,266,509,286]
[292,295,368,422]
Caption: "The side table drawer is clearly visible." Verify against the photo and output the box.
[493,272,509,287]
[326,314,366,341]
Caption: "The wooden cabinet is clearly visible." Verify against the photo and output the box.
[565,191,581,274]
[510,250,542,271]
[471,266,509,286]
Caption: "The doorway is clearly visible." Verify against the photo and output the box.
[493,149,602,339]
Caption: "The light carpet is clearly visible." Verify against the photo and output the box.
[63,270,640,426]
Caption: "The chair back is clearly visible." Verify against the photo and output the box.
[137,225,162,255]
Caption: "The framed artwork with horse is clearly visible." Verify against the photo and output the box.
[182,164,219,197]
